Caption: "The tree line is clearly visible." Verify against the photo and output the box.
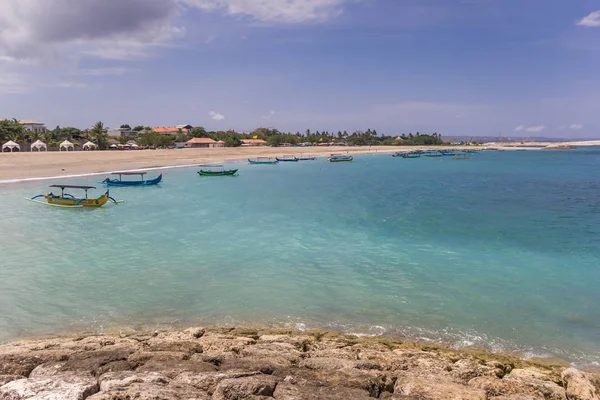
[1,119,445,151]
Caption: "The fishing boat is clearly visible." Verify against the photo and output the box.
[297,155,317,160]
[248,157,278,164]
[425,152,442,158]
[276,155,299,162]
[197,164,238,176]
[453,154,473,160]
[439,150,457,156]
[328,154,353,162]
[393,152,420,158]
[25,185,122,208]
[101,172,162,186]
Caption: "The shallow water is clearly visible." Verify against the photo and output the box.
[0,149,599,366]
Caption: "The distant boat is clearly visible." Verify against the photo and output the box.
[328,154,353,162]
[276,155,299,162]
[248,157,278,164]
[198,164,238,176]
[453,154,473,160]
[25,185,122,208]
[101,172,162,186]
[393,152,420,158]
[439,150,457,156]
[297,155,316,160]
[425,152,442,158]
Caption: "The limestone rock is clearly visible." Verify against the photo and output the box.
[172,371,263,394]
[185,327,206,339]
[0,374,98,400]
[502,369,566,400]
[562,368,600,400]
[87,382,209,400]
[0,376,24,387]
[98,371,170,391]
[212,375,279,400]
[60,349,133,376]
[273,382,372,399]
[395,375,487,400]
[136,358,217,379]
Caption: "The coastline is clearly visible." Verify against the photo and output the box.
[0,144,534,183]
[0,326,598,399]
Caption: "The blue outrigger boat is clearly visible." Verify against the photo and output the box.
[297,155,316,160]
[392,151,420,158]
[101,172,162,186]
[328,154,353,162]
[276,155,299,162]
[248,157,278,164]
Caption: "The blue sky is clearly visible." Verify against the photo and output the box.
[0,0,599,137]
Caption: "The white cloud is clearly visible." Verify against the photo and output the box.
[525,125,544,133]
[209,110,225,121]
[576,11,600,27]
[569,123,583,130]
[79,67,139,76]
[515,125,544,133]
[180,0,350,23]
[262,110,276,120]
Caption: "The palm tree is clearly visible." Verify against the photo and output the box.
[89,121,108,150]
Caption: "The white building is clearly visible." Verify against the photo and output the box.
[18,119,46,133]
[107,128,136,137]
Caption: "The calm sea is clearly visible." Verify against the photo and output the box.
[0,149,599,366]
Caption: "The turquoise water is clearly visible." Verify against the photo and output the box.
[1,150,599,366]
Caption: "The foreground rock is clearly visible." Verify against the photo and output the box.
[0,327,597,399]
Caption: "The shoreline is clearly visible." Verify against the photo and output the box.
[1,326,598,399]
[0,145,533,184]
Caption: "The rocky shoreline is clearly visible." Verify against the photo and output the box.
[0,327,598,399]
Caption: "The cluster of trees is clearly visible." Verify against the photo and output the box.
[2,117,447,151]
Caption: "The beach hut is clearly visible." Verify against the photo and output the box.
[30,139,47,152]
[82,141,98,151]
[2,140,20,152]
[59,140,74,151]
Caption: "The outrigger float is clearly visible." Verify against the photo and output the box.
[198,165,239,176]
[25,185,122,208]
[101,172,162,186]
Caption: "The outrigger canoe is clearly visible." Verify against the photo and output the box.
[101,172,162,186]
[297,155,316,160]
[328,154,353,162]
[197,165,238,176]
[392,152,420,158]
[276,155,299,162]
[248,157,278,164]
[25,185,122,208]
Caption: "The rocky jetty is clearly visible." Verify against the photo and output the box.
[0,327,598,399]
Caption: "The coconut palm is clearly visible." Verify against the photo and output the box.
[89,121,108,150]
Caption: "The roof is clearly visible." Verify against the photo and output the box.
[176,124,193,129]
[18,119,44,125]
[49,185,96,190]
[153,126,189,133]
[241,139,268,144]
[186,137,216,144]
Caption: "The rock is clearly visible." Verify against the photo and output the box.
[273,382,373,399]
[0,376,24,387]
[60,349,133,376]
[0,351,71,377]
[219,355,291,374]
[136,358,217,379]
[395,375,487,400]
[0,374,98,400]
[299,357,356,370]
[490,396,541,400]
[98,371,170,391]
[185,327,206,339]
[212,375,279,400]
[29,362,67,378]
[502,369,566,400]
[561,368,600,400]
[87,382,209,400]
[172,371,263,394]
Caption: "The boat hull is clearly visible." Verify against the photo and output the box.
[248,159,278,164]
[45,192,109,207]
[198,169,238,176]
[328,156,353,162]
[276,158,299,162]
[102,174,162,186]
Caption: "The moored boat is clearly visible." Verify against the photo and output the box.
[101,172,162,186]
[328,154,353,162]
[393,151,421,158]
[425,152,442,157]
[197,165,238,176]
[297,155,317,160]
[25,185,122,208]
[248,157,278,164]
[276,155,299,162]
[453,154,473,160]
